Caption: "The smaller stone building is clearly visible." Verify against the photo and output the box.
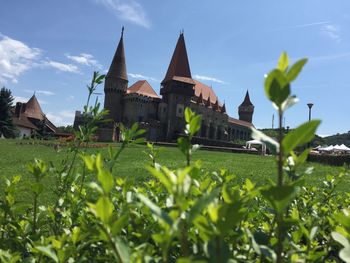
[11,94,57,138]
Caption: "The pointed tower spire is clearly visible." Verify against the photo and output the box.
[238,90,254,123]
[213,98,220,111]
[206,95,212,108]
[106,27,128,81]
[239,90,253,107]
[24,94,44,120]
[221,102,226,114]
[161,32,194,85]
[197,92,204,105]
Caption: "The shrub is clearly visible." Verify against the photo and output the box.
[1,56,350,263]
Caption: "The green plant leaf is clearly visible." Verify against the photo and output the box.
[188,188,220,221]
[281,95,299,112]
[189,115,202,135]
[184,107,193,123]
[282,120,321,155]
[286,58,308,82]
[111,214,129,236]
[261,185,298,214]
[137,193,173,226]
[264,69,290,106]
[35,246,58,263]
[277,52,289,72]
[251,127,279,154]
[332,231,350,248]
[340,247,350,263]
[88,196,114,224]
[115,237,130,263]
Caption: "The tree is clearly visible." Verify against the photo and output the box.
[0,87,17,138]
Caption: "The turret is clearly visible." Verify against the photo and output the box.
[238,90,254,123]
[104,27,128,123]
[160,32,195,140]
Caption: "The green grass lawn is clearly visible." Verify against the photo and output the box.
[0,139,348,206]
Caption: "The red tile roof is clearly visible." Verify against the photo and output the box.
[193,80,220,105]
[162,33,194,85]
[127,80,160,99]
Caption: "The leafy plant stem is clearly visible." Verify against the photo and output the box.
[33,193,38,234]
[99,223,124,263]
[276,108,284,263]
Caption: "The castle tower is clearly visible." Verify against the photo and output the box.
[238,90,254,123]
[160,32,195,140]
[104,27,128,123]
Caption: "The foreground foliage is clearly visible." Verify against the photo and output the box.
[1,56,350,262]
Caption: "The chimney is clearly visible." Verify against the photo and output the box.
[15,102,22,117]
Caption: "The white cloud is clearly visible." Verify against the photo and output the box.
[193,74,228,85]
[13,96,29,104]
[0,34,42,84]
[44,60,80,73]
[285,21,331,30]
[311,52,350,62]
[46,110,75,126]
[23,89,55,96]
[94,0,151,28]
[321,24,341,42]
[12,95,47,105]
[66,95,75,101]
[0,33,81,84]
[128,73,159,82]
[66,53,102,69]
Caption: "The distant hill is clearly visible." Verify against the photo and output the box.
[321,132,350,147]
[259,129,350,147]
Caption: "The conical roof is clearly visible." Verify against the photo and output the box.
[213,99,220,111]
[24,94,44,120]
[239,90,253,107]
[197,92,204,105]
[106,27,128,81]
[221,103,226,113]
[205,95,212,108]
[162,33,194,85]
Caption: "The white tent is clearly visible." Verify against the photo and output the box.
[246,139,267,155]
[319,145,334,152]
[334,144,350,152]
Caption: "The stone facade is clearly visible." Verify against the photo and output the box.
[74,29,255,143]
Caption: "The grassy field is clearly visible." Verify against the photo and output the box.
[0,139,349,206]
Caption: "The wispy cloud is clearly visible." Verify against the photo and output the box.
[23,89,55,96]
[128,73,159,82]
[193,74,228,85]
[44,61,80,73]
[46,110,75,126]
[13,95,47,105]
[286,21,331,30]
[66,53,102,69]
[0,33,81,84]
[321,24,341,42]
[66,95,75,101]
[0,33,42,84]
[13,96,29,104]
[94,0,150,28]
[311,52,350,61]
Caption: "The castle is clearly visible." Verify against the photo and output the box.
[74,29,255,143]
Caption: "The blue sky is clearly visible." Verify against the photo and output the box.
[0,0,349,136]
